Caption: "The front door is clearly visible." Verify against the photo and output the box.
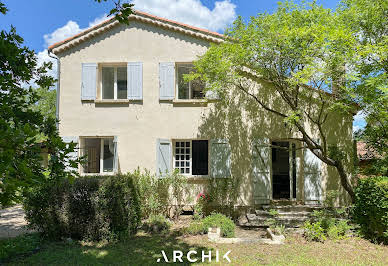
[272,141,290,199]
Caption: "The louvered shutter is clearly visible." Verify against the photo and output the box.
[304,142,322,204]
[156,139,172,177]
[81,63,97,100]
[159,62,175,100]
[252,138,271,204]
[113,136,118,173]
[127,62,143,100]
[210,139,231,178]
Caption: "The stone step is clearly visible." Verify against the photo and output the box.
[261,205,322,213]
[254,210,312,217]
[242,215,309,227]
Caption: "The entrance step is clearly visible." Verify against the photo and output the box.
[238,205,322,228]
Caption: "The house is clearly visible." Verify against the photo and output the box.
[48,11,355,211]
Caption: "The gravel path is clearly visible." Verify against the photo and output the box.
[0,205,31,239]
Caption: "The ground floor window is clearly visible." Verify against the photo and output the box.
[174,140,208,175]
[80,137,115,173]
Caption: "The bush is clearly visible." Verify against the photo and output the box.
[184,221,205,235]
[202,213,235,238]
[303,221,326,242]
[143,214,171,233]
[23,174,141,241]
[352,176,388,243]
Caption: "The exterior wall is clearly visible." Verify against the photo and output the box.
[57,21,354,207]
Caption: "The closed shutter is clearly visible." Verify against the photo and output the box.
[62,136,79,172]
[304,143,322,204]
[210,139,231,178]
[156,139,172,177]
[252,138,271,204]
[127,62,143,100]
[81,63,97,100]
[113,136,118,173]
[159,62,175,100]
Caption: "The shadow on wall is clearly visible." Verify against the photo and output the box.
[195,81,353,212]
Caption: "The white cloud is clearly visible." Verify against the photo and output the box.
[131,0,236,32]
[43,21,82,48]
[88,13,110,28]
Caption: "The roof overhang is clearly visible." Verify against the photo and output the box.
[48,10,226,54]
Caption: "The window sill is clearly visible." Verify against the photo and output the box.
[172,99,208,104]
[184,175,210,179]
[81,172,116,176]
[95,99,132,104]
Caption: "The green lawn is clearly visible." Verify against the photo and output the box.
[2,231,387,265]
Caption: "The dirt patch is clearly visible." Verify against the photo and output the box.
[0,205,31,239]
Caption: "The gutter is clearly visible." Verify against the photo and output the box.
[48,49,60,129]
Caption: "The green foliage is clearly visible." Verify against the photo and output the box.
[303,221,327,242]
[206,177,240,217]
[0,2,78,206]
[202,213,235,238]
[265,209,285,235]
[23,174,141,241]
[134,168,187,219]
[0,233,41,263]
[352,176,388,243]
[143,214,171,233]
[184,213,236,238]
[31,87,56,121]
[94,0,134,25]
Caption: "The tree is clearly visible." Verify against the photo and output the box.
[0,2,78,206]
[189,0,387,201]
[95,0,134,24]
[31,87,56,121]
[340,0,387,175]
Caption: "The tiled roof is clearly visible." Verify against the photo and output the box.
[48,10,225,53]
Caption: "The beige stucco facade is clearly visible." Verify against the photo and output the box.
[54,15,354,208]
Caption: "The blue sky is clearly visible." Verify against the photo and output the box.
[1,0,363,129]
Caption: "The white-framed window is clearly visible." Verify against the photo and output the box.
[80,137,115,174]
[176,63,205,100]
[101,65,127,99]
[173,140,208,175]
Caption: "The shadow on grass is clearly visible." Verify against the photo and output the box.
[9,232,214,265]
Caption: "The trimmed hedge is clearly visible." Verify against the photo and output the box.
[352,176,388,243]
[23,174,141,241]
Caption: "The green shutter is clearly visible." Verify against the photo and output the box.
[210,139,231,178]
[156,139,172,177]
[304,141,322,204]
[252,138,271,204]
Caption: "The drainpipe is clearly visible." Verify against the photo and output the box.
[48,49,60,129]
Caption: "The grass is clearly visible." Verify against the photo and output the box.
[2,231,387,265]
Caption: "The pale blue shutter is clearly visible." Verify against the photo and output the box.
[304,142,322,204]
[113,136,118,173]
[159,62,175,100]
[81,63,97,100]
[252,138,271,204]
[127,62,143,100]
[156,139,172,177]
[62,136,79,172]
[210,139,231,178]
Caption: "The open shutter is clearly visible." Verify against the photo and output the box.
[113,136,118,173]
[156,139,172,177]
[62,136,79,172]
[304,143,322,204]
[210,139,231,178]
[159,62,175,100]
[127,62,143,100]
[81,63,97,100]
[252,138,271,204]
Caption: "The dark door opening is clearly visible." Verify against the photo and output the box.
[272,141,290,199]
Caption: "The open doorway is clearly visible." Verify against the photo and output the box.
[272,141,290,199]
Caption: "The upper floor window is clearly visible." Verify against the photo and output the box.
[176,63,205,100]
[102,66,127,99]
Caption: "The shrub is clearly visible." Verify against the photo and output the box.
[143,214,171,233]
[202,213,235,238]
[23,174,141,241]
[184,221,205,235]
[303,221,326,242]
[352,176,388,243]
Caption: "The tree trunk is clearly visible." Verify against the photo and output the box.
[334,162,355,202]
